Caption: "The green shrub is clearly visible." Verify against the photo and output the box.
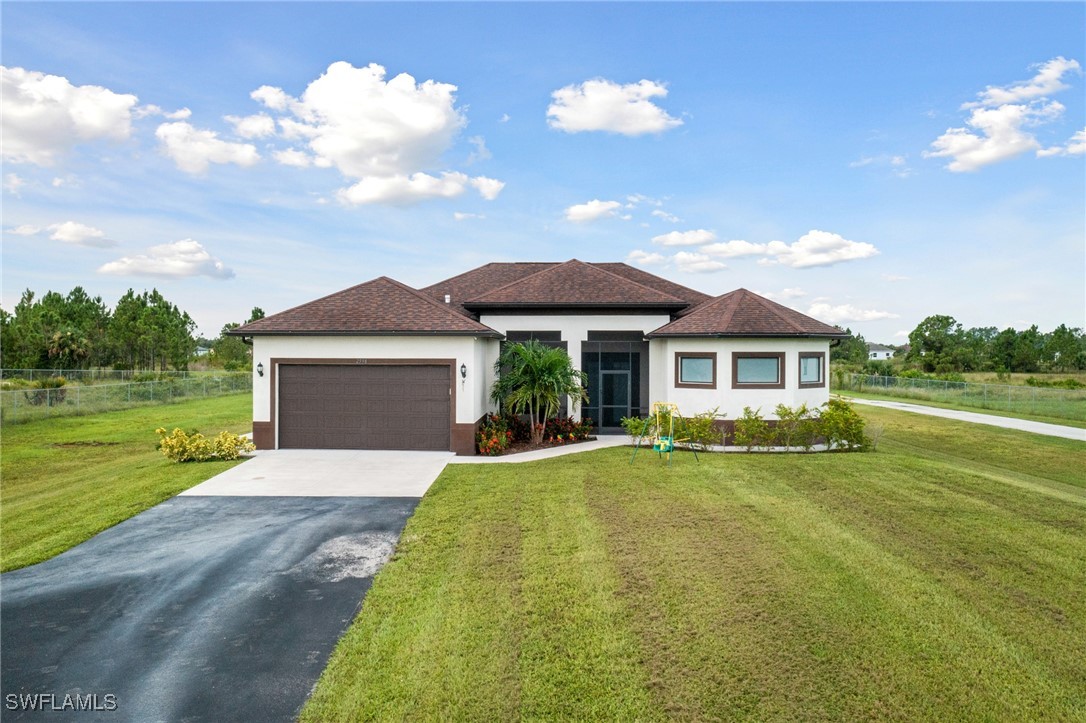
[733,406,773,451]
[773,403,817,451]
[1025,376,1086,389]
[156,427,254,463]
[676,407,724,450]
[818,399,870,451]
[24,377,68,406]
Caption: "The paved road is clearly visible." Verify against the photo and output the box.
[1,495,417,722]
[846,396,1086,441]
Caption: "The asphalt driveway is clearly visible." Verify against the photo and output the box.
[0,451,450,722]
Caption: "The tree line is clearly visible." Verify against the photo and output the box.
[1,287,256,372]
[832,315,1086,374]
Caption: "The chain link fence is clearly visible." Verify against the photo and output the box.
[1,369,224,384]
[1,373,252,424]
[833,373,1085,423]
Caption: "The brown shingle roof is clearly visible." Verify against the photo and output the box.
[593,262,712,312]
[421,262,555,315]
[463,259,688,308]
[646,288,846,338]
[232,277,500,336]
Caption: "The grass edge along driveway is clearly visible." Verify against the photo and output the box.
[303,406,1086,721]
[1,394,252,572]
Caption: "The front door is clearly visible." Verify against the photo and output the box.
[600,370,631,429]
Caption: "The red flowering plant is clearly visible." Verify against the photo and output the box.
[543,416,594,444]
[476,413,514,456]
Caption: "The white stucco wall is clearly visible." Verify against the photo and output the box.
[479,312,672,421]
[651,337,832,421]
[250,335,495,427]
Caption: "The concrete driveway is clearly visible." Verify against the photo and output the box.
[1,450,452,722]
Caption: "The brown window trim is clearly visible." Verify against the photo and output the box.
[798,351,826,389]
[731,352,785,389]
[674,351,717,389]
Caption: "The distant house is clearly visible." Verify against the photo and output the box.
[867,343,894,361]
[232,260,846,454]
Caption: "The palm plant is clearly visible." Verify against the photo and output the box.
[491,340,589,445]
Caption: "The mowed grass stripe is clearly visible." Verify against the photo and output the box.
[301,408,1084,720]
[302,469,526,720]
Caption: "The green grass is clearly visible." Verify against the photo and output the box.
[1,394,252,572]
[302,407,1086,721]
[838,389,1086,429]
[832,375,1086,425]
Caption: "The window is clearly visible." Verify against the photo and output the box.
[731,352,785,389]
[675,352,716,388]
[799,352,825,388]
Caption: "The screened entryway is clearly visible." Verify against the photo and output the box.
[581,332,649,431]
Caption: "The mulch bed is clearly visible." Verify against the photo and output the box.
[492,436,598,456]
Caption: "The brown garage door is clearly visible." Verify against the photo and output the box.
[278,364,450,450]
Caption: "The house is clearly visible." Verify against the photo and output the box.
[231,260,846,454]
[867,343,894,360]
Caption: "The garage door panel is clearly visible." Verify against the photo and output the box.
[278,364,450,450]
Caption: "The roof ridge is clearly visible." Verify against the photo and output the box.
[743,289,807,334]
[420,261,556,293]
[377,276,498,332]
[592,262,711,300]
[467,258,686,304]
[579,260,689,303]
[237,278,382,332]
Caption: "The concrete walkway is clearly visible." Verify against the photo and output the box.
[846,397,1086,441]
[181,449,456,496]
[449,435,629,464]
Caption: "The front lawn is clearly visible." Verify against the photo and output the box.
[303,407,1086,720]
[1,394,252,572]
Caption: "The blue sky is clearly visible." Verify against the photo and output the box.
[3,2,1084,342]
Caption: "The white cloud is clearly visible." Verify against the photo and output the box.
[256,61,465,179]
[225,113,276,139]
[1038,128,1086,157]
[8,221,115,247]
[245,61,504,206]
[565,199,622,222]
[701,239,769,257]
[251,85,291,111]
[453,212,485,221]
[48,221,114,247]
[498,113,510,123]
[894,330,910,338]
[337,171,477,205]
[806,302,899,324]
[273,148,312,168]
[674,251,726,273]
[466,135,491,164]
[926,57,1082,172]
[626,249,666,266]
[925,102,1062,172]
[98,239,234,279]
[470,176,504,200]
[779,287,807,299]
[547,78,683,135]
[1,66,139,165]
[762,230,878,268]
[964,57,1081,109]
[652,229,716,247]
[135,104,191,120]
[155,122,260,174]
[4,173,26,196]
[651,209,681,223]
[881,273,910,282]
